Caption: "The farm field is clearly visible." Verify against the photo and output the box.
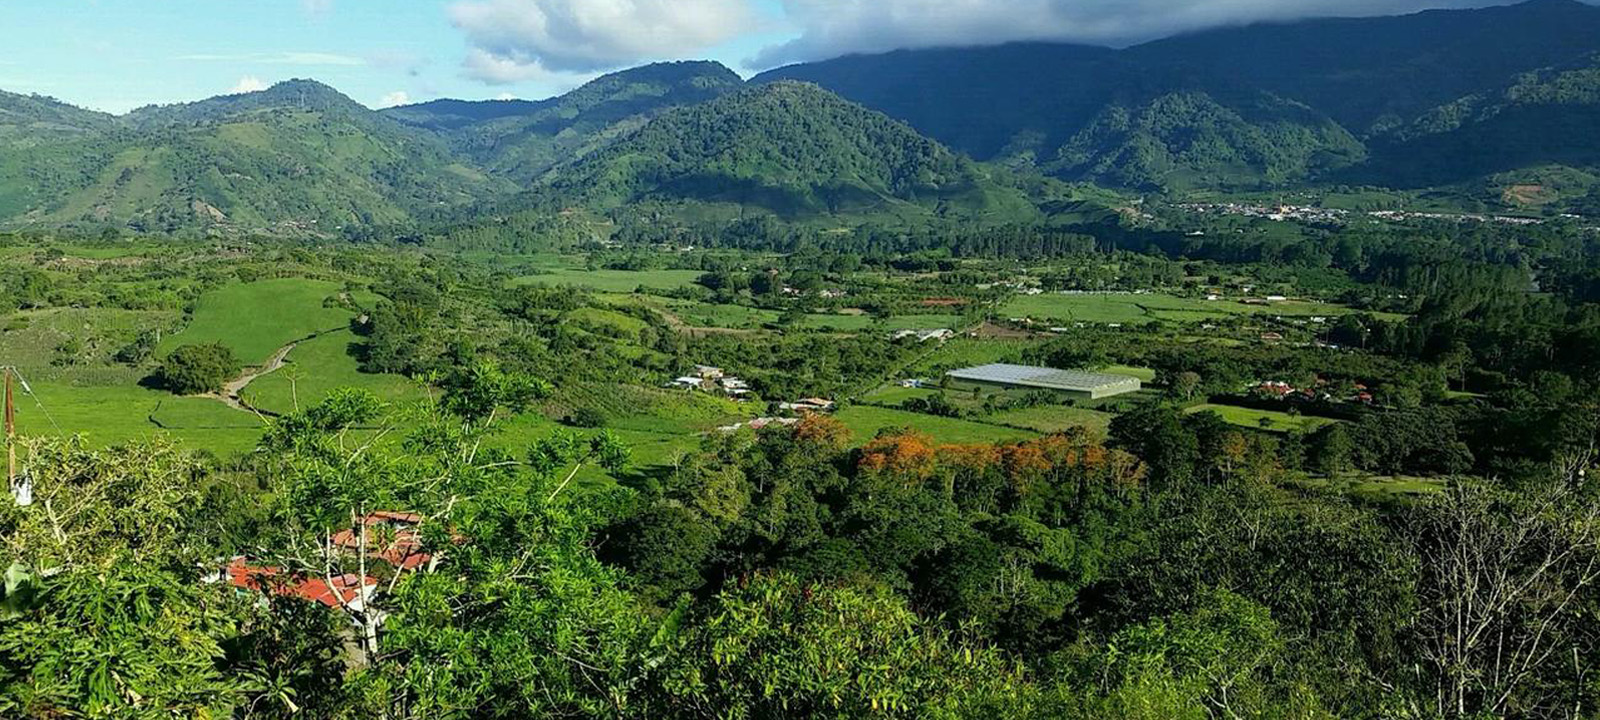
[242,329,425,415]
[1002,292,1403,325]
[1102,364,1159,382]
[834,406,1037,445]
[11,381,265,457]
[902,338,1043,377]
[512,267,705,292]
[864,384,1117,436]
[157,278,362,362]
[986,405,1115,435]
[1186,403,1338,433]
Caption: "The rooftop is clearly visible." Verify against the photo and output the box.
[946,364,1140,392]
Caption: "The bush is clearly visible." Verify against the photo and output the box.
[564,407,608,428]
[156,343,241,395]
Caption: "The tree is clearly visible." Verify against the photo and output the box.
[1307,424,1353,476]
[1172,371,1202,402]
[1110,405,1199,489]
[1068,589,1322,719]
[1407,483,1600,718]
[646,572,1033,718]
[0,438,251,717]
[155,343,240,395]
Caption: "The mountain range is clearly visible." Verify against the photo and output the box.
[3,0,1600,234]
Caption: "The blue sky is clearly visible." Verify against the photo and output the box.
[0,0,792,113]
[0,0,1535,114]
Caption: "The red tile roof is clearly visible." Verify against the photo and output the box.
[223,558,376,609]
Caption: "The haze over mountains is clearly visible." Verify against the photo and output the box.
[3,0,1600,233]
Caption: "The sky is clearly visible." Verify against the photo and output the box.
[0,0,1550,114]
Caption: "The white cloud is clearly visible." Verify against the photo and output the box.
[757,0,1526,65]
[461,47,554,85]
[230,75,269,94]
[177,52,366,66]
[496,92,518,100]
[303,0,334,16]
[449,0,757,78]
[377,90,412,108]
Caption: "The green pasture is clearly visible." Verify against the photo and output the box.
[158,278,359,362]
[1186,403,1338,434]
[241,329,425,415]
[1002,292,1399,325]
[985,405,1115,436]
[10,380,265,457]
[833,406,1036,445]
[512,267,705,292]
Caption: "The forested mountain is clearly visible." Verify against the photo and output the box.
[0,92,114,220]
[756,0,1600,193]
[1359,53,1600,189]
[1051,89,1367,192]
[385,61,744,184]
[4,1,1600,232]
[538,81,1038,220]
[1124,0,1600,133]
[0,80,506,233]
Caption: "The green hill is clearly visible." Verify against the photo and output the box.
[2,80,507,234]
[1358,54,1600,191]
[540,81,1038,221]
[755,0,1600,194]
[0,92,115,219]
[1051,90,1367,192]
[387,61,745,185]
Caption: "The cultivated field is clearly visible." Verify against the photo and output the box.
[157,278,363,362]
[1002,292,1401,325]
[1185,403,1338,433]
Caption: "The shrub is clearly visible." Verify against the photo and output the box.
[156,343,241,395]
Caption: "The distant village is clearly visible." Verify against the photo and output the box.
[1172,201,1588,228]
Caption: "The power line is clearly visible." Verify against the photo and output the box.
[1,366,63,436]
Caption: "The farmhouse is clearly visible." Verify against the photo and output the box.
[945,364,1142,401]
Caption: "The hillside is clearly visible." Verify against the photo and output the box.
[1125,0,1600,134]
[0,92,113,219]
[540,81,1038,221]
[756,43,1118,163]
[756,0,1600,194]
[1357,54,1600,191]
[387,61,745,184]
[2,80,507,233]
[1051,89,1367,192]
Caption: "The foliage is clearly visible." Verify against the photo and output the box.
[155,342,240,395]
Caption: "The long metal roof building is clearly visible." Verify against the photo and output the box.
[944,364,1142,399]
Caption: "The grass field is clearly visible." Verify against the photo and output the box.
[834,406,1037,445]
[12,381,265,457]
[1186,403,1337,434]
[158,278,359,362]
[513,268,705,292]
[242,329,425,415]
[1002,292,1401,325]
[1102,364,1159,382]
[903,338,1043,376]
[986,405,1115,435]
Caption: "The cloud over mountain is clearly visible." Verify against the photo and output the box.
[756,0,1533,66]
[450,0,755,81]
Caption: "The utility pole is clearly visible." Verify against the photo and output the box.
[4,367,14,490]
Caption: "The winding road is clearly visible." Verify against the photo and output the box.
[203,319,361,415]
